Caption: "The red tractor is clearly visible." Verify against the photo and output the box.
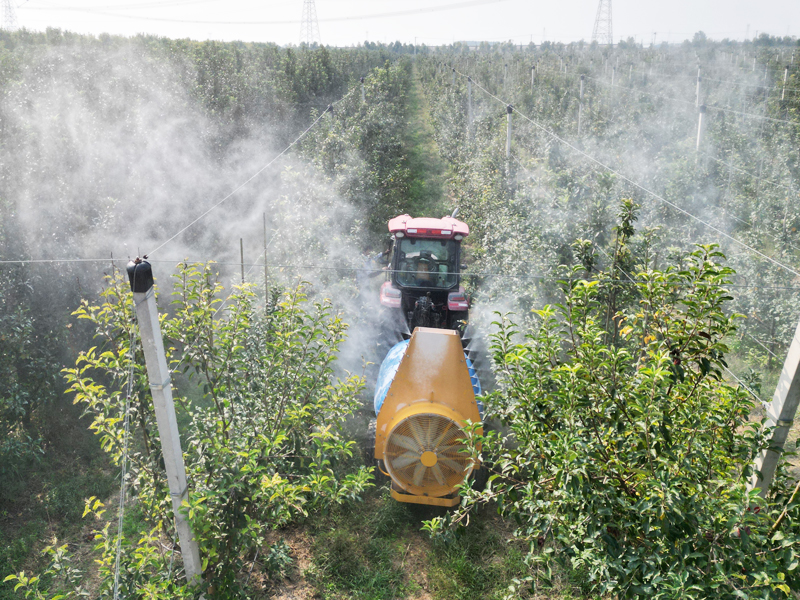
[378,213,471,336]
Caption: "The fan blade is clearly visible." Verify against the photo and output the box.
[431,464,446,486]
[424,419,436,447]
[438,443,468,456]
[391,434,420,452]
[409,419,426,448]
[412,463,426,486]
[432,421,455,448]
[391,452,420,469]
[439,456,468,475]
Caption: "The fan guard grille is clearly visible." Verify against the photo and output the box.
[384,413,473,497]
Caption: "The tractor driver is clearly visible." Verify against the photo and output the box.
[415,257,434,286]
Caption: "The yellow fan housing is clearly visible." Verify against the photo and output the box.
[384,412,474,498]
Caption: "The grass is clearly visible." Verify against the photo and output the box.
[303,483,585,600]
[402,64,450,219]
[306,486,421,599]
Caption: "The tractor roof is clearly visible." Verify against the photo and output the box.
[387,214,469,240]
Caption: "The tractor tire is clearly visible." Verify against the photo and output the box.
[472,461,489,492]
[363,417,377,466]
[364,418,389,485]
[471,421,493,492]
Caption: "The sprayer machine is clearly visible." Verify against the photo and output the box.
[367,213,484,507]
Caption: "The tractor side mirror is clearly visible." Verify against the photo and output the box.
[460,263,468,271]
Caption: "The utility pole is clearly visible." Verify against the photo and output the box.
[1,0,18,31]
[299,0,321,46]
[751,317,800,496]
[126,260,203,586]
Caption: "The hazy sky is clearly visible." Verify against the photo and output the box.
[11,0,800,47]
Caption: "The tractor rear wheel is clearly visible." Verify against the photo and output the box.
[364,418,389,485]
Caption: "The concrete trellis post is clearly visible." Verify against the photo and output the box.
[578,74,585,136]
[264,213,269,314]
[531,65,536,93]
[239,238,245,284]
[126,260,203,586]
[782,66,790,101]
[467,76,473,134]
[452,67,456,86]
[750,317,800,496]
[503,63,508,92]
[360,76,365,103]
[505,105,513,163]
[695,104,706,160]
[611,65,616,87]
[696,70,702,107]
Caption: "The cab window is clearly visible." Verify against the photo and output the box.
[395,238,457,288]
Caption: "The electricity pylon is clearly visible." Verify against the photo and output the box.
[300,0,321,46]
[591,0,612,47]
[2,0,18,31]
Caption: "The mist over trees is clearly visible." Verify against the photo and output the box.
[2,28,800,598]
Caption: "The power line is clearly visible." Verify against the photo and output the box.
[696,76,800,95]
[585,74,798,125]
[4,257,800,291]
[22,0,510,25]
[700,151,795,193]
[458,69,800,281]
[744,331,779,358]
[29,0,217,9]
[723,365,763,403]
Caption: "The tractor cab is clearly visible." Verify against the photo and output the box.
[379,214,470,333]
